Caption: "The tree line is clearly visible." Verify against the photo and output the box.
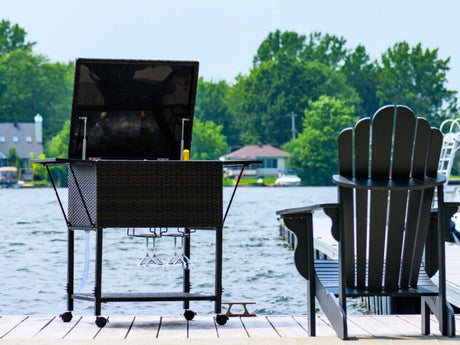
[0,21,457,185]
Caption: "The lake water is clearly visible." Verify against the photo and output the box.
[0,186,357,317]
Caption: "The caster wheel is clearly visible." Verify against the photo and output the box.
[216,314,228,325]
[60,311,73,323]
[184,309,196,321]
[95,316,108,328]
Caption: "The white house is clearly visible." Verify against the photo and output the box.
[220,144,290,178]
[0,114,44,168]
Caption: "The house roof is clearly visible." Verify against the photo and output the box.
[0,122,44,159]
[223,144,290,160]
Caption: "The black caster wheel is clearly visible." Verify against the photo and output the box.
[184,309,196,321]
[60,311,73,323]
[95,316,108,328]
[216,314,228,325]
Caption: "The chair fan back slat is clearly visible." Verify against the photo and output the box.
[354,118,370,178]
[392,106,416,178]
[384,190,408,289]
[338,128,353,177]
[411,118,431,178]
[353,118,370,288]
[370,107,394,179]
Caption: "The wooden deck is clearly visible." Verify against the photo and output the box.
[0,314,459,344]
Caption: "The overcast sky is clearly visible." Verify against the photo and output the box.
[3,0,460,94]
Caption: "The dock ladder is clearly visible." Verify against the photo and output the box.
[438,119,460,181]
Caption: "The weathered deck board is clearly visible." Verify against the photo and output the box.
[63,315,103,339]
[96,315,133,339]
[156,315,187,339]
[33,315,80,339]
[215,316,247,338]
[126,315,160,339]
[240,316,279,338]
[266,316,307,337]
[1,315,52,339]
[187,315,217,338]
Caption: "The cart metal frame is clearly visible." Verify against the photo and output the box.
[36,158,258,327]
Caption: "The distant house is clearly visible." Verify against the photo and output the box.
[0,114,44,168]
[220,144,290,178]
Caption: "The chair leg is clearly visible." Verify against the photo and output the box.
[421,297,430,335]
[424,296,456,337]
[315,276,348,340]
[307,277,316,336]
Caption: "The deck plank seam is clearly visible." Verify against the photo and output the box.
[292,315,309,334]
[33,316,56,337]
[0,315,28,339]
[62,316,82,339]
[156,316,163,338]
[239,316,251,337]
[265,316,282,337]
[124,316,135,339]
[212,316,220,338]
[93,320,104,339]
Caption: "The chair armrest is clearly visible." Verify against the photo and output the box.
[276,203,337,217]
[444,202,460,214]
[277,203,340,242]
[276,203,340,280]
[333,174,446,190]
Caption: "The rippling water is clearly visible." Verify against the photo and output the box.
[0,186,344,316]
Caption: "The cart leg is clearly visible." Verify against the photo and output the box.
[94,227,103,316]
[67,228,74,312]
[215,227,223,313]
[61,228,75,322]
[183,228,191,310]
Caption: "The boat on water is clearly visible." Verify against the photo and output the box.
[0,166,19,188]
[274,169,301,187]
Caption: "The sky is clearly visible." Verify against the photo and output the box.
[3,0,460,95]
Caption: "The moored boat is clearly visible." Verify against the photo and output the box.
[274,169,301,186]
[0,166,19,188]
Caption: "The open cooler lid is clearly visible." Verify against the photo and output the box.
[68,58,199,160]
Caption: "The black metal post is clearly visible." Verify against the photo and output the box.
[67,228,74,312]
[94,227,103,316]
[183,228,191,310]
[215,227,223,313]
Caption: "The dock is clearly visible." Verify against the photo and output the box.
[0,314,459,344]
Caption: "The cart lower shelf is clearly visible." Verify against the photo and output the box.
[74,292,217,303]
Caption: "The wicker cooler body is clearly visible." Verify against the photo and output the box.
[68,160,223,229]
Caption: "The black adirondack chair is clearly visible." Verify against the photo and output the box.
[277,105,457,339]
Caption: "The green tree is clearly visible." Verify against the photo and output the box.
[228,56,360,147]
[195,78,238,147]
[301,32,349,69]
[0,19,35,55]
[190,118,228,160]
[7,146,20,168]
[376,42,457,125]
[341,45,379,116]
[45,119,70,186]
[253,30,306,66]
[284,96,357,185]
[0,49,74,142]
